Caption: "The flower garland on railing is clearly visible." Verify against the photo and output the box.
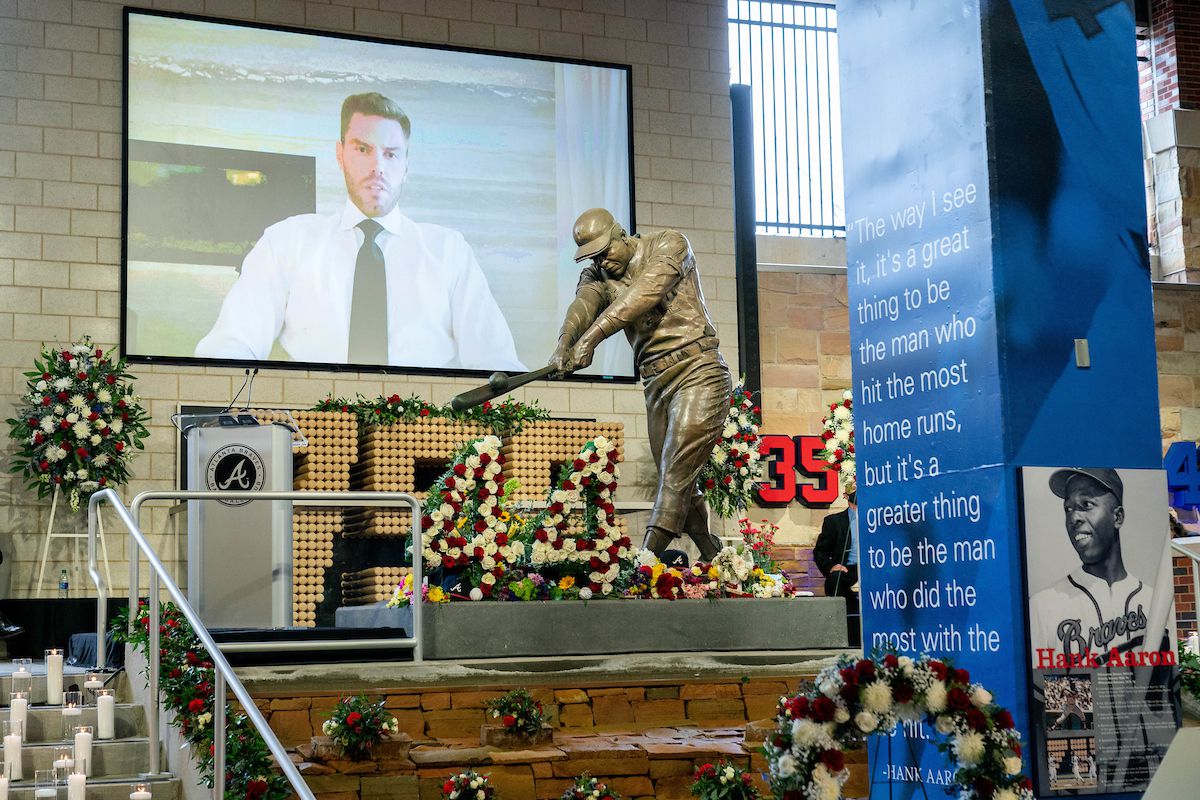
[698,381,766,518]
[420,436,522,597]
[816,390,855,488]
[114,602,288,800]
[764,654,1030,800]
[519,437,634,597]
[5,337,150,511]
[314,393,549,435]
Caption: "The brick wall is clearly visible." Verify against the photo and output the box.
[1141,0,1200,115]
[0,0,738,597]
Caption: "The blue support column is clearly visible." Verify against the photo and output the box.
[837,1,1161,796]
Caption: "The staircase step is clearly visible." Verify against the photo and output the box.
[0,706,146,742]
[6,776,181,800]
[8,738,158,778]
[0,671,120,706]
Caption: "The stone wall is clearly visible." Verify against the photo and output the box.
[0,0,738,598]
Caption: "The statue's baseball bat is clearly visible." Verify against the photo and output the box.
[449,364,559,412]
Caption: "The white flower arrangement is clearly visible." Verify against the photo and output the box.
[816,389,855,490]
[763,654,1032,800]
[698,381,765,517]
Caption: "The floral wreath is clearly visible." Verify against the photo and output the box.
[420,436,521,597]
[816,390,855,490]
[519,437,634,597]
[764,654,1030,800]
[699,381,766,517]
[315,393,548,435]
[5,337,150,511]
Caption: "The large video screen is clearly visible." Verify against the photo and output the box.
[123,10,635,379]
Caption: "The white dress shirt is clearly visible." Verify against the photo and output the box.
[195,201,526,371]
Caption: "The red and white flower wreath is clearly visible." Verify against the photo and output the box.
[420,435,521,596]
[525,436,634,596]
[764,654,1031,800]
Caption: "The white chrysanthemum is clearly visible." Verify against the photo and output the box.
[842,389,853,401]
[46,448,63,463]
[97,390,111,403]
[775,752,796,777]
[40,418,55,433]
[863,680,893,714]
[53,377,71,390]
[855,711,878,732]
[971,687,993,708]
[833,405,850,420]
[93,454,109,467]
[76,469,88,480]
[53,404,65,415]
[925,681,947,713]
[69,394,86,409]
[953,731,985,765]
[90,434,100,445]
[72,422,90,439]
[722,423,737,438]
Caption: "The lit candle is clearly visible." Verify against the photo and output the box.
[9,694,28,739]
[53,752,74,773]
[45,649,64,705]
[96,691,115,739]
[73,727,92,777]
[67,772,85,800]
[4,732,21,781]
[0,772,9,800]
[129,783,152,800]
[82,675,103,703]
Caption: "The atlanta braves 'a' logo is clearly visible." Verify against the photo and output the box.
[205,444,265,506]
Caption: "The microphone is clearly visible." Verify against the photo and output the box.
[243,368,259,411]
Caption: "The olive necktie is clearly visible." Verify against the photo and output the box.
[348,218,387,365]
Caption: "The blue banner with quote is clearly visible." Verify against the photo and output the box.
[837,1,1162,797]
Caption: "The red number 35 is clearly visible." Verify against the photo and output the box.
[755,434,839,508]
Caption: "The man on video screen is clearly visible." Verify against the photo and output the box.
[195,92,525,372]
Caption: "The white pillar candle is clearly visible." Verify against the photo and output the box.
[53,756,74,773]
[0,773,9,800]
[34,789,55,799]
[9,698,27,738]
[67,772,86,800]
[96,694,115,739]
[45,650,64,705]
[3,734,21,781]
[129,787,152,800]
[73,730,92,777]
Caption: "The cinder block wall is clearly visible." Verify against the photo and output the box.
[0,0,739,598]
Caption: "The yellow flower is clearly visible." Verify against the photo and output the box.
[707,566,719,579]
[500,511,511,522]
[651,563,665,579]
[752,568,764,578]
[427,586,448,603]
[691,566,702,576]
[559,576,576,589]
[456,517,466,530]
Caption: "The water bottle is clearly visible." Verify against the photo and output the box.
[58,569,69,598]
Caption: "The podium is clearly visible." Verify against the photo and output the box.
[182,413,294,628]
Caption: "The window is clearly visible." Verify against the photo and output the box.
[729,0,844,237]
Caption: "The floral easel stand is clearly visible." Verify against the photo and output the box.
[34,487,113,598]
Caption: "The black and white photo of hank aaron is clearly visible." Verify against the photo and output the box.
[1028,468,1168,660]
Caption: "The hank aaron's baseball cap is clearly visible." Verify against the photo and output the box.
[573,208,619,262]
[1048,467,1123,505]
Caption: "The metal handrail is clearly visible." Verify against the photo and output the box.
[87,489,423,800]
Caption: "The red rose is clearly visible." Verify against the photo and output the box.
[346,711,362,725]
[443,781,455,794]
[811,696,836,722]
[419,407,430,416]
[454,463,467,476]
[722,475,732,485]
[115,442,124,452]
[502,714,516,728]
[105,375,115,385]
[966,707,987,731]
[41,396,51,406]
[972,777,994,799]
[187,698,205,713]
[246,779,269,800]
[855,659,876,680]
[952,668,970,685]
[58,391,69,401]
[442,556,455,568]
[883,654,899,670]
[819,748,845,772]
[76,447,87,458]
[39,460,49,471]
[928,661,947,680]
[42,372,51,380]
[995,709,1014,729]
[98,477,106,486]
[948,688,971,711]
[893,680,914,704]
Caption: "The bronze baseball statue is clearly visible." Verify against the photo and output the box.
[550,208,731,560]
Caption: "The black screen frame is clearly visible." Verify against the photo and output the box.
[121,6,638,385]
